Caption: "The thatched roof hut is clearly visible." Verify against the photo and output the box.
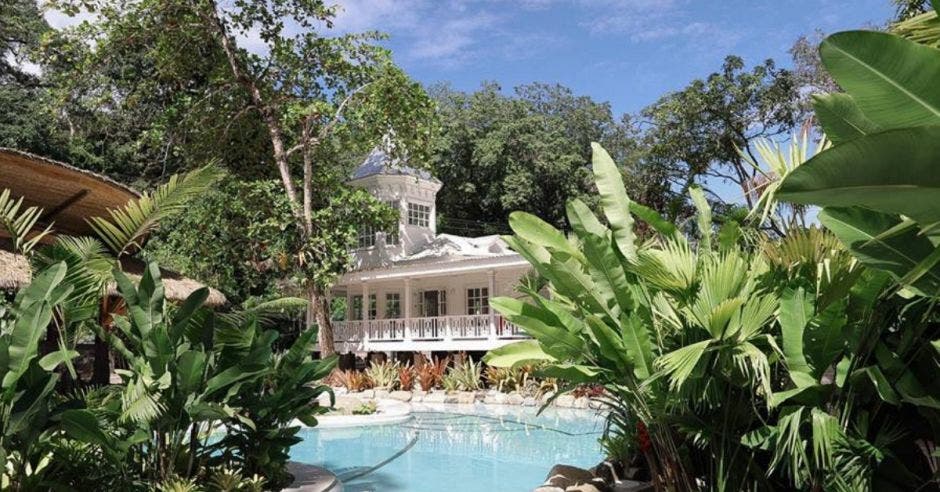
[0,248,227,306]
[0,148,140,237]
[0,148,226,306]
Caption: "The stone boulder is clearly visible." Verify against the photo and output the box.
[523,396,538,407]
[374,389,390,399]
[423,391,447,403]
[554,394,575,408]
[543,464,594,489]
[507,393,525,405]
[484,393,508,405]
[389,391,412,402]
[333,396,364,414]
[456,391,476,404]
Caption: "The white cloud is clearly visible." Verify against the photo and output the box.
[330,0,508,67]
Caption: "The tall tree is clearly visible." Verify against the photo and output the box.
[52,0,436,354]
[430,82,645,232]
[639,56,803,212]
[0,1,67,159]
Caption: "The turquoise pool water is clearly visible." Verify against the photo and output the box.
[289,405,606,492]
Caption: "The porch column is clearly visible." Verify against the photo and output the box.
[404,278,412,341]
[488,269,497,341]
[362,283,370,346]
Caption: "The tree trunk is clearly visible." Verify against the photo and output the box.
[92,296,117,385]
[307,286,335,357]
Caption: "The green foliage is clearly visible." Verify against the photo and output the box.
[640,56,804,216]
[0,188,53,256]
[90,165,224,257]
[430,82,646,232]
[779,27,940,297]
[487,141,940,490]
[0,262,79,491]
[364,360,399,390]
[442,356,483,392]
[351,401,377,416]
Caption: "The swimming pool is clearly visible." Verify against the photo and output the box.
[289,404,606,492]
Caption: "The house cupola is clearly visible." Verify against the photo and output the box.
[348,144,442,260]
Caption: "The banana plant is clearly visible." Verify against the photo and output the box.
[777,14,940,298]
[0,263,82,491]
[487,140,940,490]
[58,262,336,485]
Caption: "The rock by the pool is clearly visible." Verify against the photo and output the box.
[484,393,508,405]
[423,391,447,403]
[456,391,476,404]
[543,464,595,489]
[507,393,525,405]
[389,390,412,402]
[555,394,576,408]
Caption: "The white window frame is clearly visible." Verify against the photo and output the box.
[357,225,376,249]
[407,202,431,227]
[466,287,489,315]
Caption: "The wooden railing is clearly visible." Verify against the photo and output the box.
[333,314,527,344]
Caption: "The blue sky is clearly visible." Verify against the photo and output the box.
[331,0,893,115]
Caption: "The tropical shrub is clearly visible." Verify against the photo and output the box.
[213,319,335,488]
[56,263,336,488]
[365,360,399,389]
[417,357,448,391]
[352,401,378,415]
[335,370,373,392]
[483,365,532,393]
[0,263,83,491]
[397,363,416,391]
[485,137,940,490]
[443,355,483,391]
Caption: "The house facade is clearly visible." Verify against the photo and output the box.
[329,148,531,355]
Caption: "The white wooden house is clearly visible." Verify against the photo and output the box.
[330,148,531,354]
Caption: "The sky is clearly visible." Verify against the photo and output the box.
[43,0,895,116]
[326,0,894,115]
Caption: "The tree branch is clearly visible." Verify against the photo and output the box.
[286,82,372,157]
[200,1,304,222]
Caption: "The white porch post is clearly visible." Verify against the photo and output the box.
[362,282,370,347]
[404,278,412,341]
[488,269,497,341]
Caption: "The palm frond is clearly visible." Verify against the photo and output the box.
[892,9,940,48]
[0,188,53,255]
[739,132,828,230]
[120,375,165,424]
[88,165,224,256]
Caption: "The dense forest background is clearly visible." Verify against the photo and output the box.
[0,0,931,303]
